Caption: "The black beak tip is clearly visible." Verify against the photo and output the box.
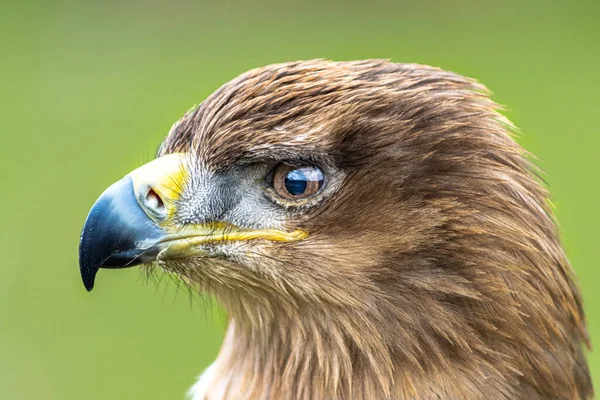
[79,235,98,292]
[82,273,95,292]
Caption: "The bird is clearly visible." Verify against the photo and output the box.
[79,60,592,399]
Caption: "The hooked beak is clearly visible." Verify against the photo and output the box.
[78,153,307,292]
[78,174,165,291]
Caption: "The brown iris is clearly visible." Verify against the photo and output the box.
[272,164,325,200]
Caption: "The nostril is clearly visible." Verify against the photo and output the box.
[145,188,165,213]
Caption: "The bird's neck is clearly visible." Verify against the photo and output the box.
[190,305,492,400]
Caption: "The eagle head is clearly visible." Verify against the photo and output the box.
[79,60,592,399]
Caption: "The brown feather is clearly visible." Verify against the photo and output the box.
[159,60,592,399]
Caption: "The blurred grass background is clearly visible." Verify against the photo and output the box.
[1,0,598,398]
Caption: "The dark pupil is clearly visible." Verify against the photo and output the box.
[284,167,324,196]
[284,169,308,196]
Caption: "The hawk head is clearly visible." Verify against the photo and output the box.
[79,60,592,399]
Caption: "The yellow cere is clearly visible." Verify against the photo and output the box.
[129,153,189,222]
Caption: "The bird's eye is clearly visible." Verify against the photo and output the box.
[272,164,324,200]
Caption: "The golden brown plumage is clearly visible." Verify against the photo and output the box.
[80,60,592,399]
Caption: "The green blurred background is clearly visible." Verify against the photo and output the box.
[1,1,598,398]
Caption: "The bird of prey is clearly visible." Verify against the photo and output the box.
[79,60,592,399]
